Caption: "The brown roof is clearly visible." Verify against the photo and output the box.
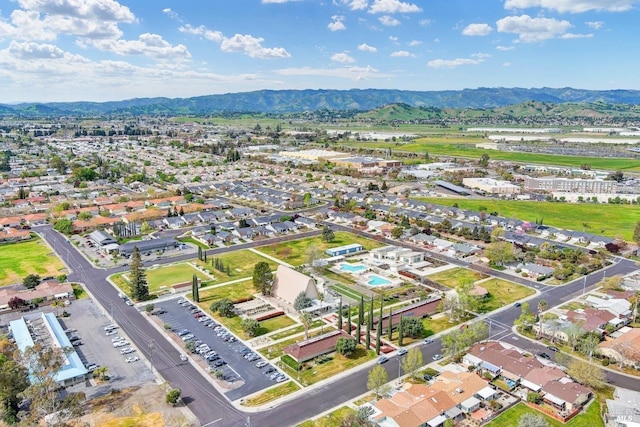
[543,380,590,404]
[283,330,352,362]
[523,366,566,388]
[566,308,615,332]
[469,341,544,378]
[600,328,640,357]
[0,281,73,307]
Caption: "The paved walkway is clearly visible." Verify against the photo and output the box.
[248,247,294,268]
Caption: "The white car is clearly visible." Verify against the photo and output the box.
[113,341,128,348]
[120,348,135,354]
[125,356,139,363]
[397,347,408,356]
[104,324,118,331]
[105,330,118,336]
[111,336,123,342]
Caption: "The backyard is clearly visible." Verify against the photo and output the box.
[427,267,488,289]
[477,279,536,313]
[485,401,603,427]
[0,238,66,286]
[258,231,386,266]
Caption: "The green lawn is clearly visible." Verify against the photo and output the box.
[110,263,210,296]
[269,320,326,341]
[477,279,536,313]
[195,250,277,282]
[296,406,356,427]
[421,316,468,340]
[485,401,603,427]
[341,140,640,171]
[414,197,640,241]
[258,231,386,266]
[0,238,66,286]
[255,315,297,336]
[427,268,487,289]
[198,279,256,303]
[329,283,365,301]
[179,236,209,250]
[242,381,300,407]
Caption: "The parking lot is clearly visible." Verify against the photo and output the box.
[56,299,155,398]
[155,298,286,401]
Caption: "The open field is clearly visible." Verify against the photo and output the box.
[195,249,277,282]
[297,406,357,427]
[0,238,66,286]
[422,315,468,339]
[485,401,603,427]
[340,140,640,171]
[258,231,386,266]
[426,268,487,289]
[414,197,639,240]
[110,263,210,296]
[199,279,256,303]
[477,279,536,313]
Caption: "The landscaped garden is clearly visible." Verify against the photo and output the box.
[0,238,66,286]
[427,267,488,289]
[477,279,536,313]
[257,231,386,266]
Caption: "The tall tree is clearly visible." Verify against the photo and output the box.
[387,308,393,340]
[347,304,352,335]
[300,312,312,340]
[634,221,640,245]
[567,359,606,389]
[401,348,424,379]
[537,300,548,338]
[321,225,335,243]
[398,314,404,347]
[0,337,28,423]
[192,274,199,303]
[357,296,364,343]
[367,365,389,399]
[375,319,382,355]
[129,247,149,301]
[253,262,274,296]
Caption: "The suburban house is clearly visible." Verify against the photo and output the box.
[0,280,74,311]
[283,330,353,363]
[0,227,31,242]
[600,327,640,367]
[272,265,319,306]
[369,371,490,427]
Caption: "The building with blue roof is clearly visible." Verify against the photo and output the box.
[10,312,89,387]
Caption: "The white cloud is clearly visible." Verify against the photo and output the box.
[462,23,493,36]
[87,33,191,59]
[331,52,355,63]
[358,43,377,53]
[390,50,414,57]
[496,45,515,50]
[368,0,421,14]
[179,24,223,42]
[16,0,135,22]
[427,52,490,68]
[328,15,346,31]
[496,15,573,42]
[419,19,432,26]
[221,34,291,59]
[274,65,388,81]
[334,0,368,10]
[389,35,398,42]
[560,32,593,39]
[408,40,422,46]
[378,15,400,26]
[162,8,180,21]
[503,62,511,66]
[586,21,604,30]
[8,41,65,59]
[503,0,636,13]
[262,0,301,3]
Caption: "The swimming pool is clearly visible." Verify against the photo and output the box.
[339,263,367,273]
[367,275,392,287]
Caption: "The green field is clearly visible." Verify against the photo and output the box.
[485,401,603,427]
[415,197,639,240]
[477,279,536,313]
[0,238,66,286]
[195,249,278,282]
[341,140,640,171]
[258,231,386,266]
[199,279,256,303]
[111,263,210,296]
[426,267,487,289]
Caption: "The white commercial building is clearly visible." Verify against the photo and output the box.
[462,177,520,195]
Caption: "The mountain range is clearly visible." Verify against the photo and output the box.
[2,87,640,117]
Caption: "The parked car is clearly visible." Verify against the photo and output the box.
[181,334,195,341]
[397,347,408,356]
[377,356,389,365]
[125,356,140,363]
[432,354,443,361]
[423,338,434,344]
[213,359,226,367]
[177,329,190,336]
[256,360,268,368]
[105,330,118,336]
[180,354,188,362]
[538,352,551,360]
[547,346,560,352]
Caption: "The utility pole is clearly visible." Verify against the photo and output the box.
[149,340,155,373]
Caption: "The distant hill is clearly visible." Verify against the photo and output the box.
[2,87,640,117]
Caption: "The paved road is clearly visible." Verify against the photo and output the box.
[37,224,640,426]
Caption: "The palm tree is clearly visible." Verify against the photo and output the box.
[537,300,547,338]
[300,312,312,340]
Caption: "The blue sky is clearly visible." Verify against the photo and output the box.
[0,0,638,102]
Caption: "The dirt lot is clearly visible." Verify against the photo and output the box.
[73,383,198,427]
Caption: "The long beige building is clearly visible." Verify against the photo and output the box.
[462,177,520,195]
[524,177,617,193]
